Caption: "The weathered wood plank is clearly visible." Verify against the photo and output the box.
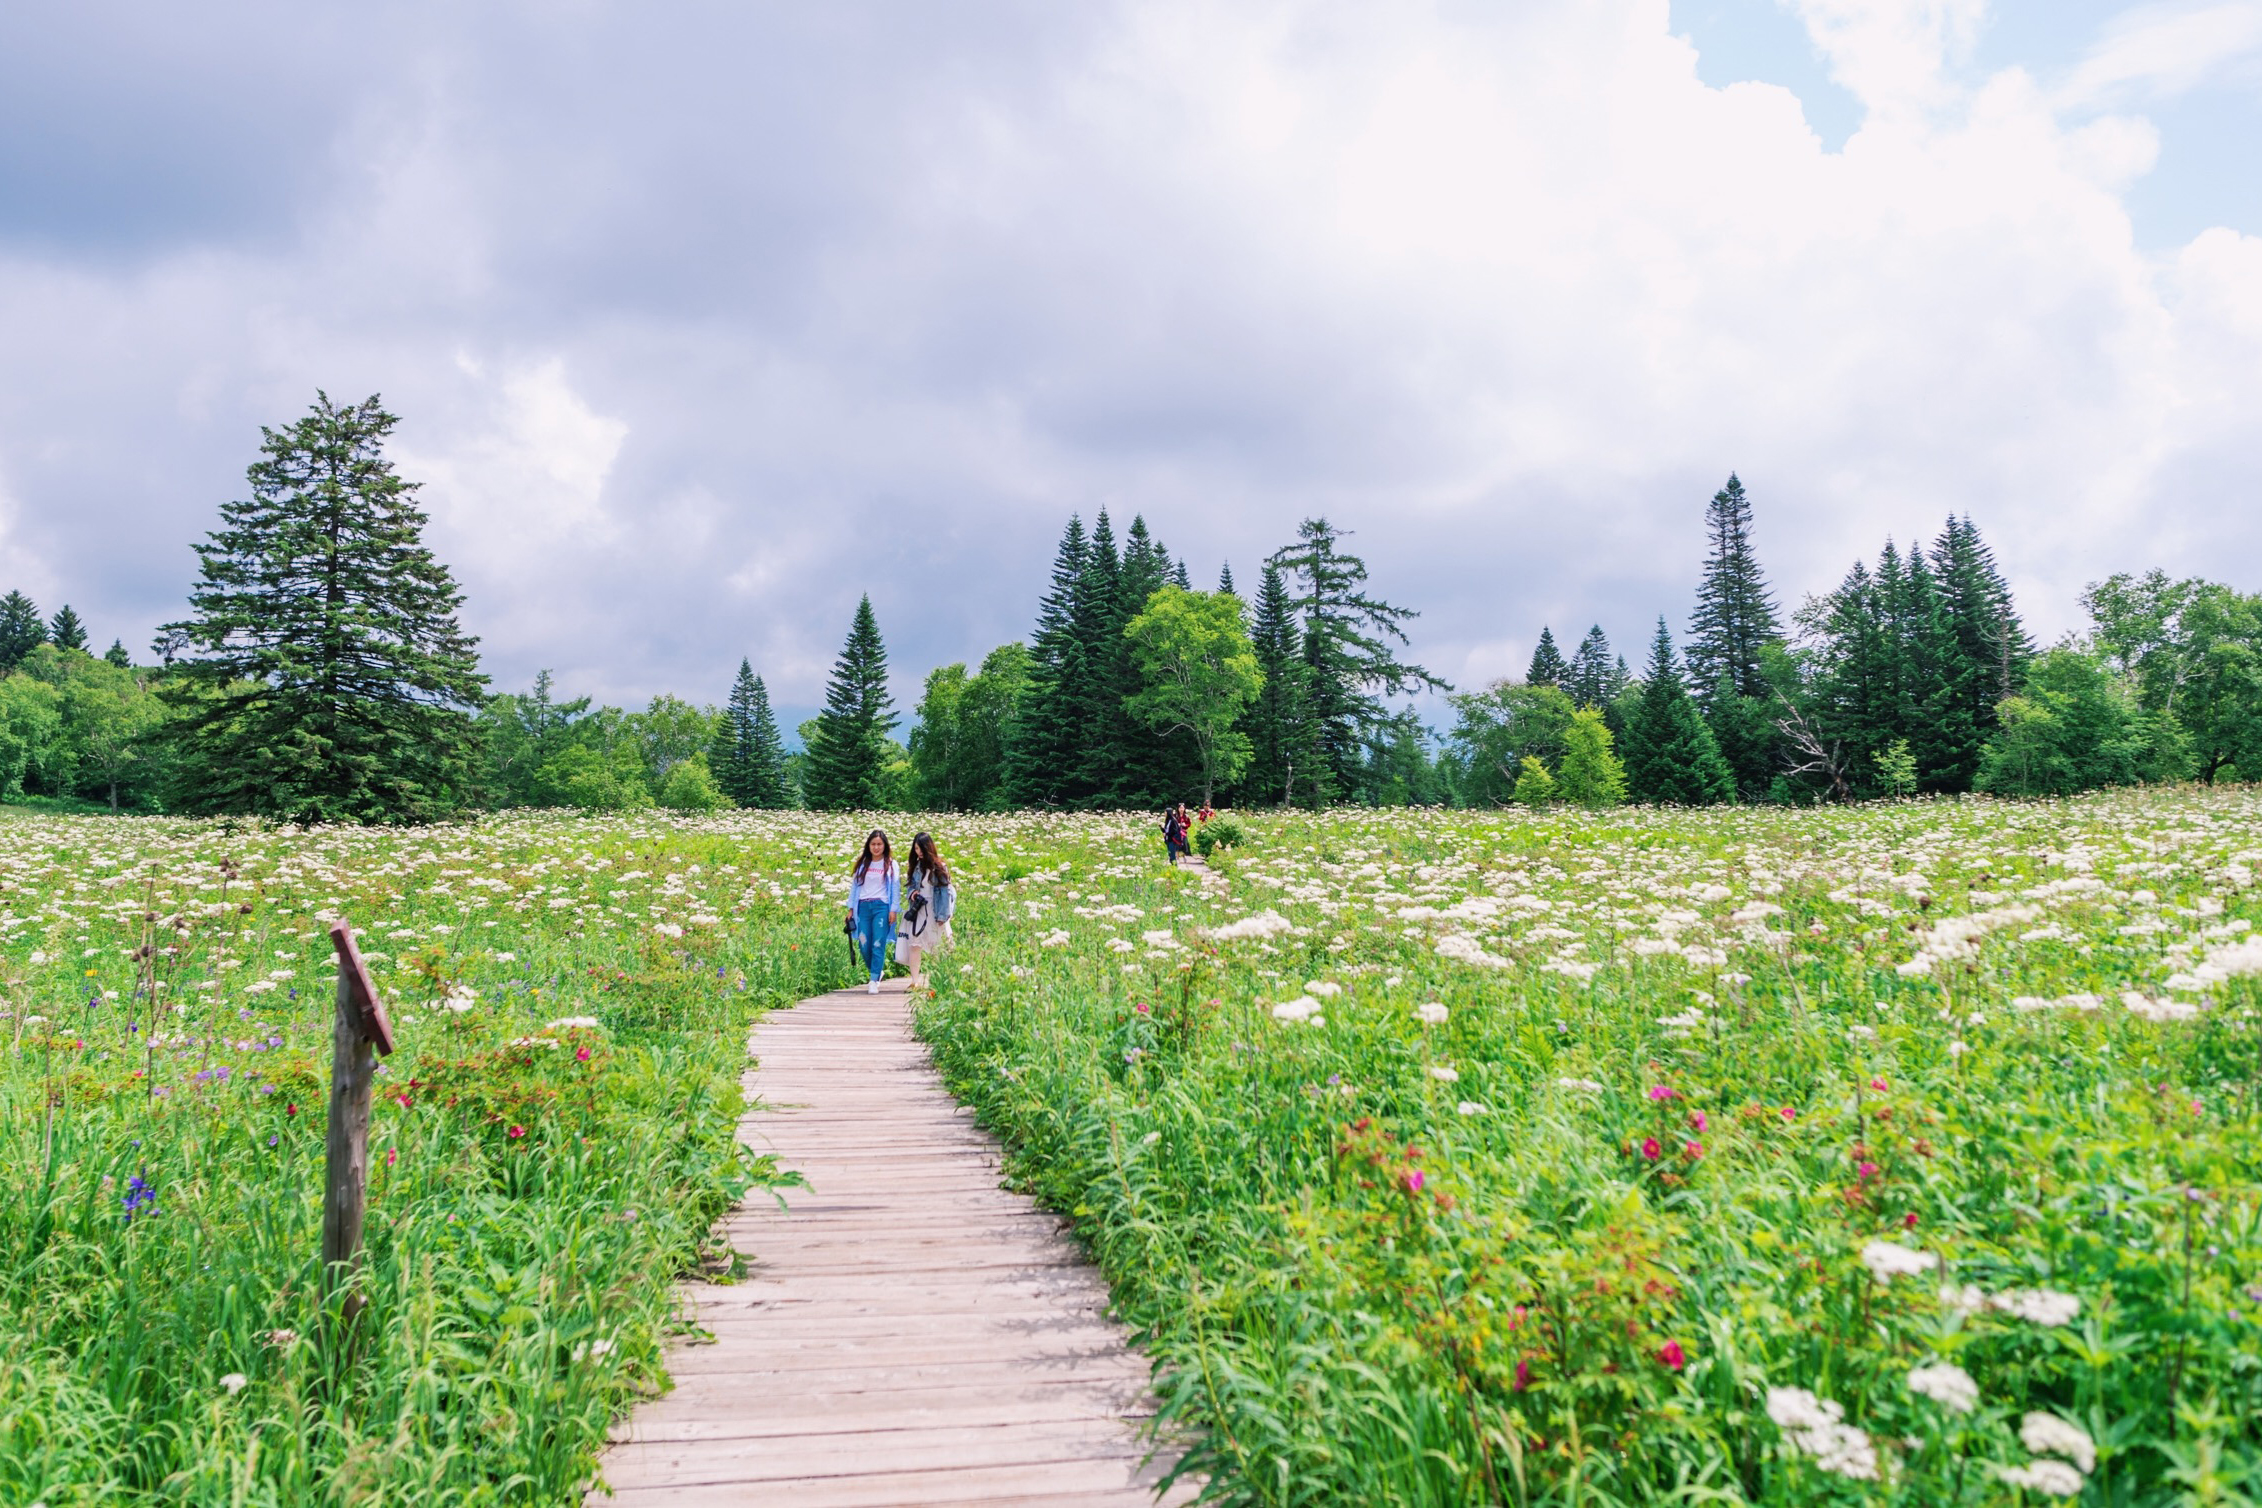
[587,980,1195,1506]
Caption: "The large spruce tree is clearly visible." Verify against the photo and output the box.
[1619,618,1735,805]
[709,659,792,808]
[1565,626,1623,709]
[1685,475,1781,699]
[1526,627,1568,687]
[1242,558,1319,805]
[1269,518,1443,798]
[160,392,486,822]
[1003,515,1090,807]
[47,604,88,652]
[0,591,46,672]
[802,596,897,810]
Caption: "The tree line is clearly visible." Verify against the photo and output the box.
[10,394,2260,822]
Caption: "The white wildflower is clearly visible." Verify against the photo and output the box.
[1270,997,1320,1023]
[1765,1387,1878,1481]
[1435,934,1509,968]
[2121,990,2200,1023]
[1997,1460,2085,1496]
[1204,909,1292,941]
[1414,1002,1449,1025]
[1992,1289,2081,1327]
[1038,929,1072,948]
[1106,938,1135,953]
[2020,1412,2095,1473]
[1556,1076,1605,1093]
[1140,1130,1161,1145]
[220,1372,248,1395]
[547,1016,602,1030]
[653,923,683,938]
[1905,1362,1978,1414]
[1303,980,1342,997]
[1456,1100,1487,1115]
[1860,1240,1938,1281]
[1429,1065,1459,1083]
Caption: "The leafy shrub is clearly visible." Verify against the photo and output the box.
[1193,816,1244,856]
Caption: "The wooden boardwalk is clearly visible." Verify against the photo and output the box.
[591,980,1194,1507]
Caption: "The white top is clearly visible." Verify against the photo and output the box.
[855,862,893,901]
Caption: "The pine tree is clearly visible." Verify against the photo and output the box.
[104,639,132,669]
[1217,562,1237,596]
[0,591,45,672]
[1619,618,1735,805]
[1003,515,1090,807]
[1686,474,1782,702]
[709,659,757,803]
[159,392,487,822]
[1065,510,1127,803]
[1269,518,1444,798]
[1566,626,1619,708]
[1526,627,1569,687]
[742,673,791,808]
[47,605,88,652]
[1243,559,1318,805]
[1896,545,1975,792]
[802,596,897,810]
[1929,514,2030,786]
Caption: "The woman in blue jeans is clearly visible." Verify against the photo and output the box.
[844,828,899,994]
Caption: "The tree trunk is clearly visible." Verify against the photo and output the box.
[322,966,377,1325]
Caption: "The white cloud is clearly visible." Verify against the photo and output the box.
[2059,1,2262,107]
[0,0,2256,706]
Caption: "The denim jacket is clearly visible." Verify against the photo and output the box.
[845,861,900,915]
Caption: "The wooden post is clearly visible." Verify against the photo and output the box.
[323,919,394,1323]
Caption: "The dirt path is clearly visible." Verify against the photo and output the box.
[589,979,1193,1507]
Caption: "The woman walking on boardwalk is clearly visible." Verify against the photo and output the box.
[845,829,899,994]
[1161,804,1190,866]
[897,831,956,990]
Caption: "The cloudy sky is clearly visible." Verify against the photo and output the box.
[3,0,2259,728]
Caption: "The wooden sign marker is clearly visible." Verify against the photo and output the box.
[323,919,395,1324]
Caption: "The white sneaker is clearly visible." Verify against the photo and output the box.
[867,980,878,995]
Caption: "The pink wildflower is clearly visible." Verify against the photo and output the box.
[1641,1137,1662,1160]
[1657,1340,1687,1370]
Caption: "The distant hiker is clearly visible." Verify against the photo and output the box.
[897,831,956,990]
[1162,805,1189,865]
[1197,801,1215,824]
[845,829,899,994]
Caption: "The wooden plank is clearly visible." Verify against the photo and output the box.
[588,980,1196,1506]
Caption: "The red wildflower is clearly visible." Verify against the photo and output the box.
[575,1046,592,1063]
[1683,1140,1703,1159]
[507,1125,527,1140]
[1658,1340,1687,1370]
[1641,1137,1662,1160]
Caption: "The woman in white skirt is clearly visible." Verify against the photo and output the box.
[896,831,955,989]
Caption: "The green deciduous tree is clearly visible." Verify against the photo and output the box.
[159,393,487,822]
[657,752,727,811]
[1976,648,2186,796]
[1124,586,1263,806]
[1556,708,1628,808]
[911,644,1030,811]
[1513,756,1556,809]
[1620,619,1735,805]
[803,595,898,811]
[1446,682,1575,807]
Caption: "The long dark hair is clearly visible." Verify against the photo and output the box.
[908,831,949,888]
[852,829,893,881]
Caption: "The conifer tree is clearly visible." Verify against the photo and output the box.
[741,672,791,808]
[1686,475,1781,701]
[802,596,898,810]
[159,392,487,822]
[1065,511,1126,803]
[1929,514,2030,786]
[47,604,88,652]
[709,659,757,803]
[1619,618,1735,805]
[0,591,45,672]
[104,639,132,669]
[1269,518,1443,797]
[1565,626,1621,708]
[1217,562,1236,596]
[1526,627,1568,687]
[1004,516,1090,806]
[1242,559,1318,804]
